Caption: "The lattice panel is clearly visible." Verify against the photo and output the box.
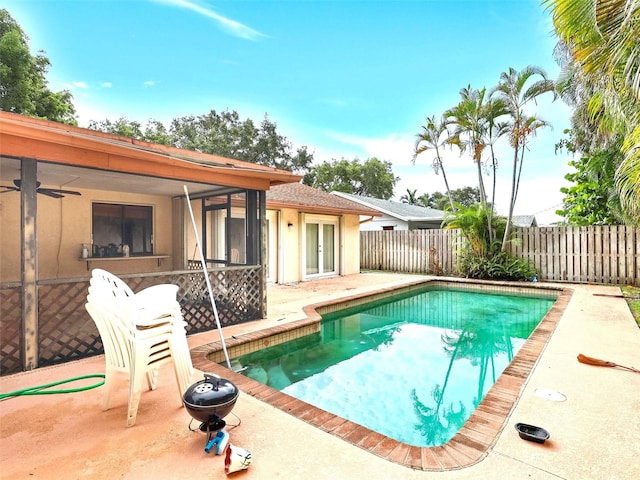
[38,281,104,366]
[0,286,21,375]
[180,267,263,332]
[1,266,265,375]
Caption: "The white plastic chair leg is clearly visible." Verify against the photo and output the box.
[146,367,160,391]
[102,367,116,412]
[169,333,195,398]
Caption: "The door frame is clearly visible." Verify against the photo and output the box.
[302,214,339,280]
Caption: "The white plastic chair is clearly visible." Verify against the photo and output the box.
[86,270,194,427]
[89,268,182,323]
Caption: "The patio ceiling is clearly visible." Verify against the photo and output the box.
[0,156,231,198]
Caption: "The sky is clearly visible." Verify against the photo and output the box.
[5,0,575,224]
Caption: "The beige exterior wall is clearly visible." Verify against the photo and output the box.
[277,207,302,284]
[267,208,361,284]
[0,189,364,284]
[341,214,362,275]
[0,188,175,282]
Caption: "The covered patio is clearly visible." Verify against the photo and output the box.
[0,111,301,375]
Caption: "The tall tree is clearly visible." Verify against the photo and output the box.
[417,187,480,210]
[545,0,640,222]
[445,86,490,206]
[490,66,556,249]
[89,109,314,175]
[0,9,76,124]
[445,86,508,244]
[304,157,397,199]
[555,133,624,224]
[413,115,456,210]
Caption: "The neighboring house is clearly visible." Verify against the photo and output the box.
[265,183,380,283]
[0,111,301,373]
[331,192,445,231]
[511,215,538,228]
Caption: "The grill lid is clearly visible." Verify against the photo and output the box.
[183,373,239,408]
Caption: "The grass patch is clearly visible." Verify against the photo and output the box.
[620,285,640,327]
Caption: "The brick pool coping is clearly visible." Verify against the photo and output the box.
[190,279,572,471]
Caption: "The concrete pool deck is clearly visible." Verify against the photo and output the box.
[1,272,639,479]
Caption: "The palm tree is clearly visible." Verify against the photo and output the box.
[413,115,456,211]
[490,66,556,250]
[399,188,418,205]
[481,98,509,244]
[445,87,509,244]
[445,86,490,206]
[544,0,640,221]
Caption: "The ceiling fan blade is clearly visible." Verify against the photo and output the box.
[8,180,81,198]
[39,188,82,196]
[38,190,65,199]
[54,189,81,196]
[1,186,21,193]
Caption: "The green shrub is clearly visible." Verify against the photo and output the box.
[459,251,537,281]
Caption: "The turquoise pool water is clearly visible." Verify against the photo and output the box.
[232,287,556,447]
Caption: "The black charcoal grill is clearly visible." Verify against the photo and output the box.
[183,373,239,433]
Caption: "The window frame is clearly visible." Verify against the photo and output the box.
[91,202,154,257]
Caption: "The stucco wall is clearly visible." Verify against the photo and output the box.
[269,208,362,284]
[277,208,301,284]
[359,213,408,231]
[0,187,174,282]
[341,214,361,275]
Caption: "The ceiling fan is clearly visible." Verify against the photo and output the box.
[0,179,82,199]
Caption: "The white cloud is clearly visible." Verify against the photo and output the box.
[317,97,351,108]
[326,130,416,164]
[73,101,117,127]
[59,81,88,90]
[101,82,113,88]
[152,0,266,40]
[143,80,158,87]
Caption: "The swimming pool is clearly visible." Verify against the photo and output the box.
[192,278,570,471]
[230,287,555,447]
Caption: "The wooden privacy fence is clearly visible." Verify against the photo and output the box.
[360,225,640,286]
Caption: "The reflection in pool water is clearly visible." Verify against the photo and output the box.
[232,288,555,447]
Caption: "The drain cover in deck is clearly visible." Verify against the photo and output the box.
[534,388,566,402]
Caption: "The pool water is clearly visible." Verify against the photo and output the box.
[232,287,555,447]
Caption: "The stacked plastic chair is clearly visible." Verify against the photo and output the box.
[85,269,194,427]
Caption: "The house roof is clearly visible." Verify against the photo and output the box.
[331,192,445,222]
[0,112,302,197]
[511,215,538,228]
[266,183,381,216]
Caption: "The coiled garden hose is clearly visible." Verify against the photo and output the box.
[0,374,105,400]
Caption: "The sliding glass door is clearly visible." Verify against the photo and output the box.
[305,219,336,278]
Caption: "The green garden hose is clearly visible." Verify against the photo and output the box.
[0,374,105,400]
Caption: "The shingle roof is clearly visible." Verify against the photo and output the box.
[266,183,381,216]
[331,192,445,221]
[511,215,537,228]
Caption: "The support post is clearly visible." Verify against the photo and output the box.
[20,159,38,371]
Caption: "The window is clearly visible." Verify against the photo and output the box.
[382,225,395,231]
[92,203,153,257]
